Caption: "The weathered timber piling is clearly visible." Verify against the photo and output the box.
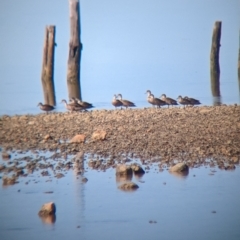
[41,26,56,106]
[67,0,82,100]
[238,30,240,95]
[210,21,221,97]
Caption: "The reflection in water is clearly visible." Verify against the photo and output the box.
[39,214,56,225]
[134,172,145,180]
[212,96,222,106]
[169,169,189,179]
[211,76,221,105]
[115,173,133,183]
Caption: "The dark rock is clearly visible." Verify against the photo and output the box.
[116,164,133,176]
[0,165,6,171]
[118,182,139,191]
[131,163,145,174]
[169,163,189,172]
[2,152,11,160]
[38,202,56,216]
[55,173,64,179]
[2,176,18,186]
[41,171,50,176]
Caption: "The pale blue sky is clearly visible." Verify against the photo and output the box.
[0,0,239,113]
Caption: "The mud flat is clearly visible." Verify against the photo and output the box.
[0,105,239,169]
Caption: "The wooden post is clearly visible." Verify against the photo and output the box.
[41,26,56,106]
[67,0,82,100]
[238,30,240,94]
[210,21,221,97]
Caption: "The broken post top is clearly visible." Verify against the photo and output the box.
[69,0,81,45]
[212,21,221,47]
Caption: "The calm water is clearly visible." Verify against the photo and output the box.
[0,1,240,116]
[0,79,239,116]
[0,151,240,240]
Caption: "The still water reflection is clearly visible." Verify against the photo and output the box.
[213,96,222,106]
[0,151,240,240]
[0,74,239,116]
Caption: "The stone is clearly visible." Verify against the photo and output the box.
[92,130,107,141]
[231,156,239,163]
[116,164,133,176]
[0,165,6,171]
[225,164,236,170]
[41,170,50,176]
[38,202,56,216]
[15,168,24,176]
[2,152,11,160]
[70,134,86,143]
[169,163,189,172]
[118,182,139,191]
[44,134,52,140]
[2,176,18,186]
[55,173,64,179]
[131,163,145,174]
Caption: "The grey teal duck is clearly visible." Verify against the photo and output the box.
[112,94,123,109]
[146,90,166,108]
[117,94,136,109]
[61,99,84,112]
[160,94,178,108]
[177,95,191,108]
[71,97,94,110]
[37,102,54,114]
[184,96,201,106]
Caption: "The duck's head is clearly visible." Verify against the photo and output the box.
[177,96,182,100]
[61,99,67,104]
[117,94,122,99]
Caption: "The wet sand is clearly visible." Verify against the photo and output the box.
[1,105,239,168]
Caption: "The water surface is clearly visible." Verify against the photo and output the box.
[0,152,240,240]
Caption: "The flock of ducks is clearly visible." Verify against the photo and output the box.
[145,90,201,108]
[37,91,201,114]
[37,97,94,114]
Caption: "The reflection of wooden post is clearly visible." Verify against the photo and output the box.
[67,0,82,100]
[210,21,221,97]
[41,26,56,106]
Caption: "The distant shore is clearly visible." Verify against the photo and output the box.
[0,105,240,168]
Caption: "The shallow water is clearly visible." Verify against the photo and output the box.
[1,0,240,116]
[0,151,240,240]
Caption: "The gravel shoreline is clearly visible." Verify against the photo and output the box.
[1,105,240,168]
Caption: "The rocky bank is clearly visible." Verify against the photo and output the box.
[0,105,240,169]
